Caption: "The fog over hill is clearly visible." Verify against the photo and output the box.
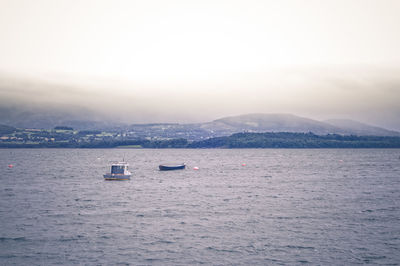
[0,106,124,130]
[1,66,400,132]
[1,70,399,136]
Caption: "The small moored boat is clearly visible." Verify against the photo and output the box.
[159,163,186,171]
[104,161,132,180]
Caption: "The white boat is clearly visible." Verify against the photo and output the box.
[103,161,132,180]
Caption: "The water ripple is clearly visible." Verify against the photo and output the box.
[0,148,399,265]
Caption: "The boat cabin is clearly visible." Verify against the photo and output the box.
[104,161,132,180]
[110,162,129,175]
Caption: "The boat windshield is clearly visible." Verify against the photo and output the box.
[111,165,126,174]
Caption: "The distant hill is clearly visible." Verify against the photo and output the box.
[0,124,17,134]
[125,113,400,140]
[323,119,400,136]
[1,108,399,138]
[199,113,400,137]
[0,107,124,130]
[201,113,345,136]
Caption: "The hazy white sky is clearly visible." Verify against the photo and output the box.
[0,0,399,129]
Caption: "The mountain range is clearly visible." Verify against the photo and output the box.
[201,113,400,137]
[1,110,399,139]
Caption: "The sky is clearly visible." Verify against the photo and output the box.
[0,0,399,129]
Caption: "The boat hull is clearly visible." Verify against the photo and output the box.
[159,164,186,171]
[103,174,131,180]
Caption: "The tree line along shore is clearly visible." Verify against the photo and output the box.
[1,128,400,149]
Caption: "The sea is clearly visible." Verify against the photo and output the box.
[0,149,399,265]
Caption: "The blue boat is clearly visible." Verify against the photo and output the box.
[159,163,186,171]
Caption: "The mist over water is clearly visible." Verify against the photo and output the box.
[1,149,399,265]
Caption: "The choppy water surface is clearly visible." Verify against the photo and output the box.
[0,149,399,265]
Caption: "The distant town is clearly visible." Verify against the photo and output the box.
[1,113,400,148]
[1,124,400,149]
